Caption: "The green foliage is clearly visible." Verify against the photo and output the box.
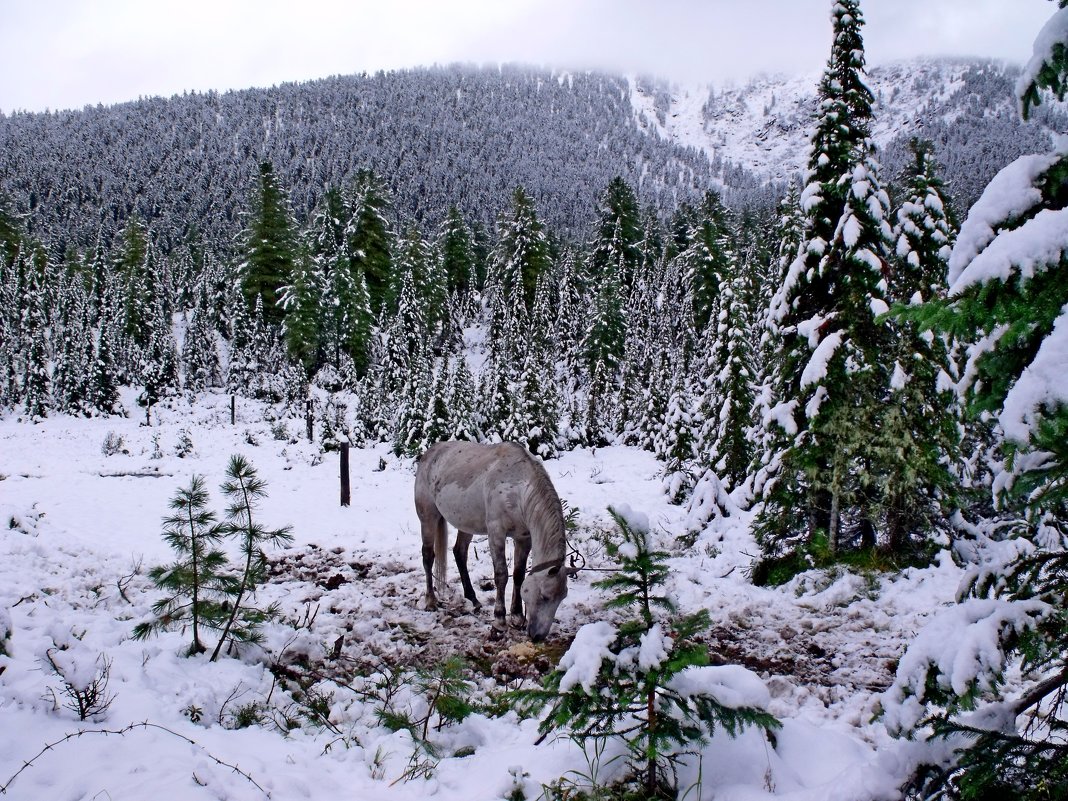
[241,161,298,324]
[132,476,233,656]
[751,531,933,587]
[1019,0,1068,119]
[210,454,293,662]
[515,507,778,797]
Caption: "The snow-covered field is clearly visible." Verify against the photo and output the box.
[0,393,964,800]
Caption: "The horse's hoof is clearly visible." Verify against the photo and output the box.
[509,614,527,629]
[488,627,505,641]
[424,597,438,612]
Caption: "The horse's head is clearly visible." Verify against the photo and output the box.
[521,562,575,642]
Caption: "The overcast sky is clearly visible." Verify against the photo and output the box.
[0,0,1055,114]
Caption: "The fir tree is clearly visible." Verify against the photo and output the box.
[439,205,476,308]
[345,168,394,315]
[240,161,298,325]
[588,177,642,294]
[753,0,896,562]
[691,270,755,503]
[878,140,961,553]
[517,507,778,798]
[491,186,551,314]
[138,294,181,410]
[888,7,1068,796]
[21,251,52,419]
[182,282,222,393]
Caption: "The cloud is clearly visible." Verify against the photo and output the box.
[0,0,1055,113]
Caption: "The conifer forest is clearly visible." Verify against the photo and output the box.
[1,2,1067,800]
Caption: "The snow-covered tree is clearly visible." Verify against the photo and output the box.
[752,0,896,563]
[878,140,961,553]
[239,161,298,324]
[886,6,1068,798]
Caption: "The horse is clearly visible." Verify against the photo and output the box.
[414,440,573,642]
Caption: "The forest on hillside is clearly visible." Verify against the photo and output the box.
[1,0,1067,798]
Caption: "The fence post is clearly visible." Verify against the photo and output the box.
[306,398,314,442]
[230,395,236,426]
[340,442,351,507]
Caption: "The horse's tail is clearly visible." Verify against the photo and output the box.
[433,516,448,593]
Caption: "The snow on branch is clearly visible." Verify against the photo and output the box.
[949,207,1068,296]
[947,151,1062,286]
[999,303,1068,442]
[882,597,1049,734]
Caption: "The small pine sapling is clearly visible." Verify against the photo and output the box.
[133,475,233,655]
[210,455,293,661]
[518,507,779,798]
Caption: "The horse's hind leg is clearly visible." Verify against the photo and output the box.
[420,512,444,611]
[453,530,481,611]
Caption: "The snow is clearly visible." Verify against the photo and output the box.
[999,303,1068,442]
[0,398,1016,800]
[947,150,1062,286]
[882,597,1049,733]
[668,664,771,710]
[636,623,671,671]
[800,331,843,389]
[557,621,617,694]
[1017,6,1068,113]
[949,207,1068,295]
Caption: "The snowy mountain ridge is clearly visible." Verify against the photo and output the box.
[631,57,1067,202]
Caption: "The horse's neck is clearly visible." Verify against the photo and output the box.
[526,501,565,564]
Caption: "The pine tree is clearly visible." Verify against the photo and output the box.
[182,281,222,393]
[133,476,233,656]
[21,251,52,419]
[345,169,394,315]
[753,0,896,563]
[210,455,293,662]
[516,508,778,798]
[239,161,298,324]
[887,7,1068,796]
[879,140,961,553]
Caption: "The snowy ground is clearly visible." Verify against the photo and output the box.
[0,393,963,800]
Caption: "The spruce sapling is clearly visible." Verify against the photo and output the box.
[133,475,233,656]
[210,455,293,661]
[518,507,778,798]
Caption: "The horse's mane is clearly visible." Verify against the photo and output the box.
[519,452,565,555]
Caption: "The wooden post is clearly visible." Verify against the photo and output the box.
[145,402,152,427]
[230,395,236,426]
[340,442,350,507]
[306,398,314,442]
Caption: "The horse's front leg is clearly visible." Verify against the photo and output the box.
[489,534,509,635]
[510,537,530,628]
[453,530,481,611]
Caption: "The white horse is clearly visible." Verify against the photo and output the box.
[414,441,572,642]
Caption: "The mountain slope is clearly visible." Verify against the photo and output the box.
[635,58,1067,212]
[0,60,1062,258]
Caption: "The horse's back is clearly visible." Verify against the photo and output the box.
[415,441,537,534]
